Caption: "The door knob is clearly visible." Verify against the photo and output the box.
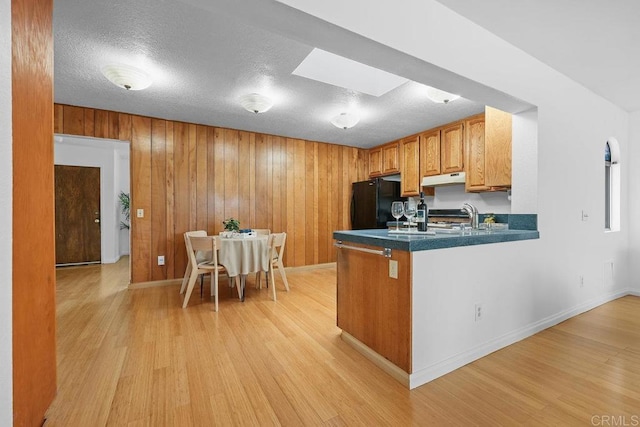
[94,219,100,223]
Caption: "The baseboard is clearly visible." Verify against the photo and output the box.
[340,332,410,387]
[128,278,182,289]
[102,256,120,264]
[284,262,335,272]
[408,289,633,390]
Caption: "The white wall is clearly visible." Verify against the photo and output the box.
[115,147,130,256]
[0,0,13,422]
[54,135,130,263]
[629,111,640,293]
[511,108,538,214]
[277,0,632,387]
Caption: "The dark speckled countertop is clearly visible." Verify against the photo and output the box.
[333,227,539,251]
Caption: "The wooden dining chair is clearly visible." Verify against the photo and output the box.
[180,230,207,297]
[258,232,290,301]
[252,228,271,235]
[182,234,227,311]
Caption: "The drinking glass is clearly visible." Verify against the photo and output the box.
[404,201,417,230]
[391,201,404,231]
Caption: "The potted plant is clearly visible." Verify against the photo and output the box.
[119,192,130,230]
[222,217,240,236]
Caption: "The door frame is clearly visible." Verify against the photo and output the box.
[53,134,130,264]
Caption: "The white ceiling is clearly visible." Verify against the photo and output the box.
[53,1,638,149]
[436,0,640,112]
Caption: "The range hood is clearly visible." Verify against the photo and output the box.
[421,171,466,187]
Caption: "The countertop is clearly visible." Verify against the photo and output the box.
[333,227,540,252]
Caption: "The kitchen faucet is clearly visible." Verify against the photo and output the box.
[462,203,479,229]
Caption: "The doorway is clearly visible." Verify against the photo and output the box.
[54,134,131,270]
[55,165,101,265]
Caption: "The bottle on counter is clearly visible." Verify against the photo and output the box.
[416,192,428,232]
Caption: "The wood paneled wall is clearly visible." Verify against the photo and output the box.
[54,104,369,284]
[13,0,57,424]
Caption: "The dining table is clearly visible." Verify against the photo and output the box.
[217,234,270,301]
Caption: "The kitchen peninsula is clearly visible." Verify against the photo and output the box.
[333,217,539,389]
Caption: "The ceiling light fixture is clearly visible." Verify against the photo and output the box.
[425,86,460,104]
[239,93,273,114]
[330,112,359,130]
[101,63,152,91]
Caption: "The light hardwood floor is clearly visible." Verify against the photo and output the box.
[46,257,640,426]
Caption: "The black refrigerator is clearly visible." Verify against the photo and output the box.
[350,178,403,229]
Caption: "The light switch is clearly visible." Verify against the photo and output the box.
[389,260,398,279]
[137,208,144,218]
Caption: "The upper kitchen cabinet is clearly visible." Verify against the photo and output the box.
[381,141,400,175]
[400,135,420,196]
[465,106,512,192]
[464,114,487,191]
[369,141,400,177]
[419,129,441,177]
[485,106,512,187]
[369,146,383,177]
[440,122,465,174]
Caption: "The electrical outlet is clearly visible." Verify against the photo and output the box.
[136,208,144,218]
[579,275,584,288]
[475,303,483,322]
[158,255,165,266]
[389,260,398,279]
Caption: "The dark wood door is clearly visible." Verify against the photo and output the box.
[55,165,101,265]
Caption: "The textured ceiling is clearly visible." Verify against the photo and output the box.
[54,1,638,149]
[53,0,497,148]
[436,0,640,112]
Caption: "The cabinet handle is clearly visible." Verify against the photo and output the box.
[334,241,392,258]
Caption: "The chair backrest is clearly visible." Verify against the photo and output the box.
[253,228,271,235]
[270,232,287,261]
[187,235,218,267]
[184,230,208,263]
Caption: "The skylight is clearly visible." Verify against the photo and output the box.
[292,48,409,97]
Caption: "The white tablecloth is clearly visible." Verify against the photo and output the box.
[218,236,270,278]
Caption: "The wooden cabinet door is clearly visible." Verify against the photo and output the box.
[400,135,420,197]
[485,106,512,187]
[441,122,464,173]
[382,141,400,175]
[336,243,412,373]
[419,129,441,177]
[369,147,382,177]
[464,115,489,192]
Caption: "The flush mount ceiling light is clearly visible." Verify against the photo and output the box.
[101,64,152,91]
[239,93,273,114]
[425,86,460,104]
[330,112,359,130]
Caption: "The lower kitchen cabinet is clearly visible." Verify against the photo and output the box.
[336,242,412,373]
